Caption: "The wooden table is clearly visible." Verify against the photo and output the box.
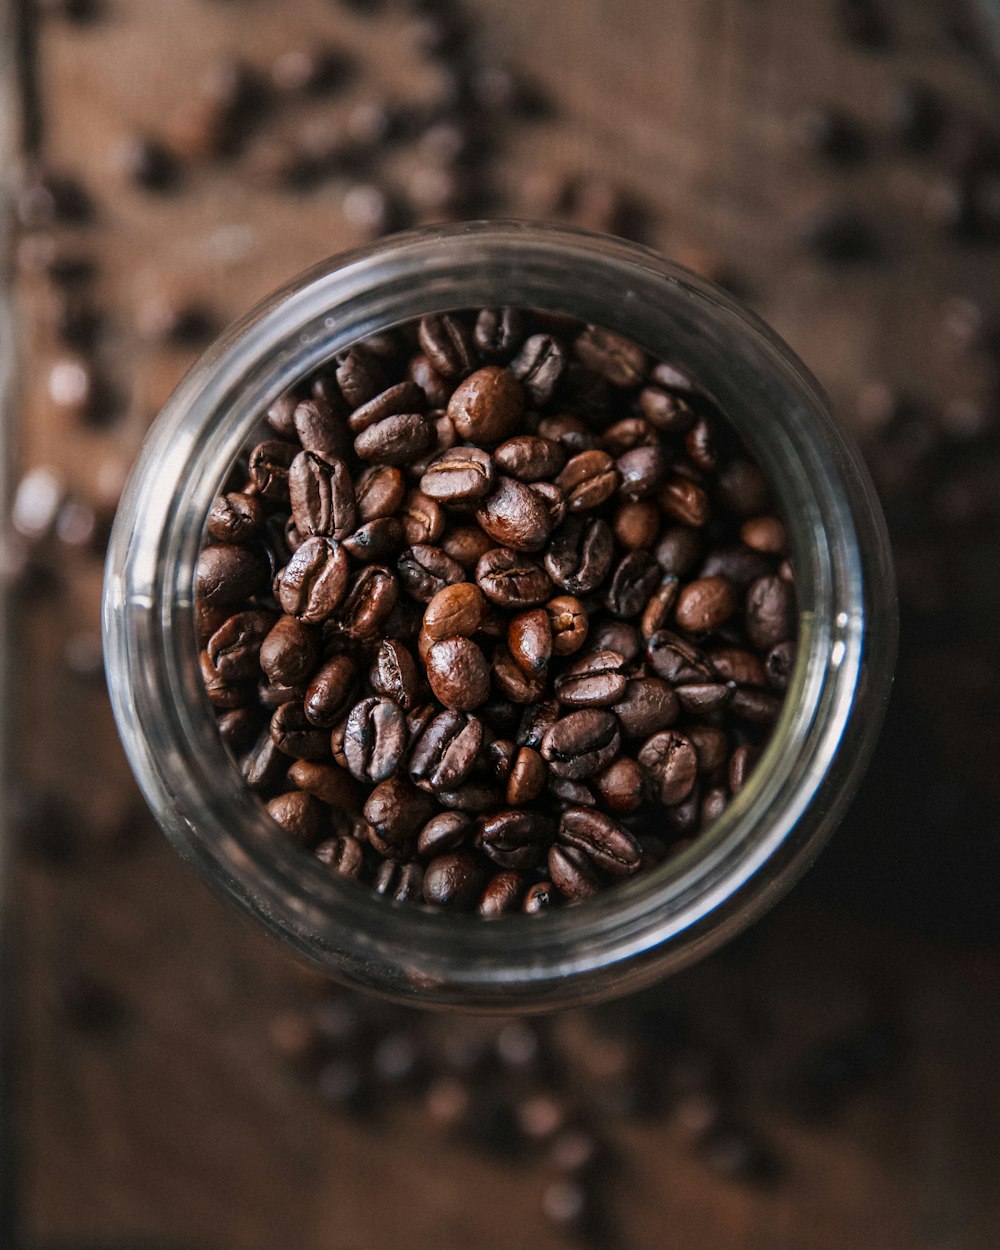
[5,1,1000,1247]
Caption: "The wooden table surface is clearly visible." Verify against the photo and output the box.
[6,1,1000,1248]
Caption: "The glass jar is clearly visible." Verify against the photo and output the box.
[103,221,896,1011]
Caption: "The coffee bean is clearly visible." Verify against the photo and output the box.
[196,543,270,608]
[716,459,772,515]
[314,834,366,879]
[289,451,357,540]
[656,526,704,576]
[474,307,524,360]
[646,630,715,684]
[423,582,485,641]
[685,724,729,774]
[207,609,277,682]
[266,791,325,845]
[336,346,388,407]
[417,811,471,857]
[369,639,422,709]
[574,326,646,388]
[638,732,698,804]
[729,744,758,794]
[545,595,588,656]
[344,697,408,783]
[271,702,331,761]
[559,807,642,875]
[594,758,645,812]
[423,851,484,908]
[293,398,347,461]
[545,517,613,595]
[336,565,399,637]
[248,440,297,503]
[354,412,434,465]
[511,334,567,405]
[201,651,253,709]
[217,707,262,755]
[398,544,464,602]
[641,578,680,639]
[447,367,524,443]
[698,544,771,589]
[241,729,288,790]
[740,515,787,555]
[442,524,495,571]
[506,746,547,805]
[476,476,552,551]
[612,677,679,737]
[639,385,695,433]
[373,859,425,902]
[277,537,349,622]
[365,778,436,855]
[745,575,795,649]
[617,445,667,500]
[614,500,661,550]
[538,413,597,455]
[494,435,566,482]
[400,489,446,546]
[355,464,406,522]
[676,681,733,715]
[478,809,553,870]
[479,871,525,916]
[765,641,795,690]
[548,843,601,900]
[342,517,404,563]
[304,655,358,727]
[507,609,553,674]
[729,687,782,724]
[260,615,320,686]
[417,314,476,379]
[675,575,738,633]
[420,446,495,502]
[288,759,360,809]
[541,710,621,779]
[522,880,555,912]
[556,451,620,512]
[605,551,661,618]
[410,710,483,790]
[555,650,627,708]
[660,476,710,526]
[709,645,767,687]
[207,492,265,544]
[493,645,547,704]
[476,548,554,608]
[426,637,491,710]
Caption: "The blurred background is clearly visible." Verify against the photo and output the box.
[2,0,1000,1247]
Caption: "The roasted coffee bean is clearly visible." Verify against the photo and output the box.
[258,678,307,711]
[207,609,277,682]
[289,451,356,540]
[342,517,404,563]
[271,701,331,761]
[675,575,738,633]
[699,786,729,828]
[541,710,621,779]
[545,595,588,656]
[201,651,252,709]
[523,880,555,913]
[766,641,795,690]
[478,809,553,870]
[647,630,714,684]
[426,637,491,710]
[507,746,547,805]
[548,843,601,900]
[354,412,434,465]
[729,687,782,724]
[729,744,758,794]
[591,620,643,667]
[617,445,667,500]
[515,699,561,752]
[545,516,613,595]
[373,859,424,903]
[196,543,270,608]
[638,731,698,804]
[355,464,406,522]
[508,609,553,673]
[685,416,719,472]
[423,582,485,641]
[207,492,265,544]
[746,575,795,649]
[417,811,471,857]
[400,489,445,545]
[528,481,566,531]
[277,537,349,622]
[436,781,505,813]
[741,515,787,555]
[494,435,565,482]
[248,440,297,503]
[556,450,620,512]
[398,545,464,603]
[304,655,358,727]
[698,543,771,588]
[676,681,733,715]
[474,307,524,360]
[260,615,320,686]
[614,500,661,551]
[420,446,495,502]
[336,346,388,407]
[639,384,695,433]
[605,551,661,618]
[365,778,436,854]
[685,724,729,774]
[660,476,710,527]
[559,807,642,876]
[479,871,526,916]
[423,852,485,908]
[418,314,476,380]
[537,413,597,455]
[555,650,627,707]
[656,526,704,575]
[369,639,421,709]
[493,644,548,703]
[314,835,366,879]
[348,382,425,435]
[594,758,645,813]
[442,524,495,571]
[266,791,325,846]
[288,758,360,809]
[476,548,554,608]
[511,334,567,405]
[448,367,524,444]
[717,458,772,515]
[344,697,408,783]
[708,645,768,687]
[241,729,288,790]
[265,393,299,438]
[476,475,552,551]
[292,397,345,462]
[410,710,483,790]
[574,326,646,388]
[641,578,680,639]
[612,677,679,737]
[217,707,261,755]
[406,352,450,408]
[336,565,399,638]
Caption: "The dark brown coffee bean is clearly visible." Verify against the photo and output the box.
[417,315,475,380]
[423,851,484,909]
[729,687,782,724]
[506,746,547,805]
[398,544,464,603]
[493,645,548,703]
[640,578,680,639]
[474,307,524,361]
[544,516,613,595]
[638,731,698,804]
[476,548,554,608]
[510,334,567,405]
[594,758,645,812]
[704,645,765,687]
[559,807,641,876]
[369,639,421,709]
[605,551,661,619]
[494,435,566,482]
[555,650,628,708]
[740,515,787,555]
[441,524,495,571]
[260,614,320,686]
[612,677,680,737]
[426,637,491,710]
[528,481,567,532]
[603,417,658,456]
[206,492,265,544]
[288,451,356,541]
[655,526,704,576]
[342,517,404,563]
[314,835,366,879]
[355,464,406,522]
[545,595,588,656]
[548,843,601,900]
[271,702,331,761]
[400,489,445,546]
[507,608,553,674]
[288,759,360,809]
[647,630,714,684]
[675,575,738,633]
[373,859,425,903]
[206,609,277,682]
[258,677,308,712]
[698,544,771,588]
[746,575,794,649]
[266,791,325,846]
[556,451,620,512]
[639,385,695,433]
[417,811,471,857]
[684,415,719,472]
[348,382,425,435]
[523,881,555,913]
[241,729,288,790]
[200,651,252,709]
[617,445,667,500]
[541,710,621,779]
[478,809,553,870]
[344,697,407,783]
[664,788,701,837]
[699,787,729,828]
[275,537,347,622]
[447,367,525,444]
[354,413,434,465]
[336,345,388,407]
[717,458,772,515]
[248,440,297,503]
[589,621,642,668]
[728,744,758,794]
[217,707,261,755]
[684,724,729,774]
[574,326,646,388]
[196,543,270,608]
[420,446,495,502]
[436,781,505,813]
[537,413,597,455]
[423,582,485,641]
[339,566,399,639]
[264,393,299,440]
[660,476,710,527]
[517,698,561,750]
[474,476,552,552]
[676,682,733,715]
[365,778,435,855]
[765,640,795,690]
[410,709,483,790]
[304,655,358,727]
[479,872,525,916]
[614,500,661,551]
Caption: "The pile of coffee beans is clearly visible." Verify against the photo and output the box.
[197,309,796,912]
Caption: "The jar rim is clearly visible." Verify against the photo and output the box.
[103,221,896,1011]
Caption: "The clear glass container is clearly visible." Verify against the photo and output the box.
[102,221,896,1012]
